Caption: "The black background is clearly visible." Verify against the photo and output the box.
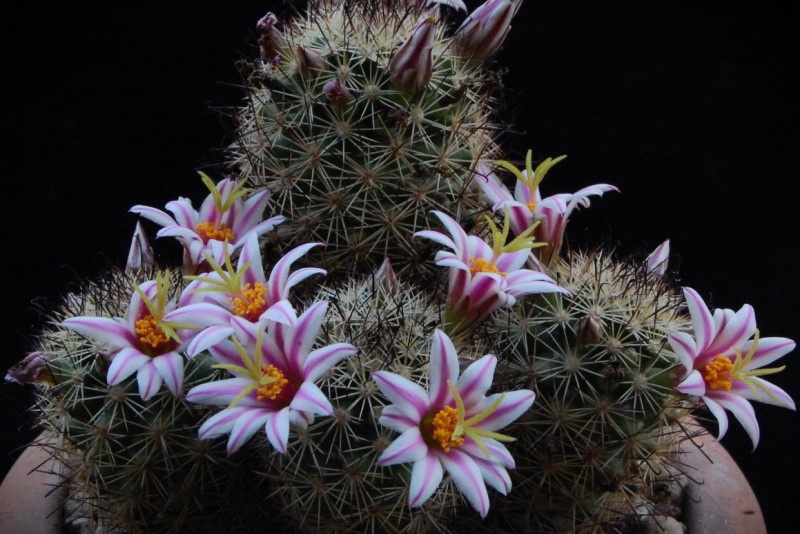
[3,2,797,532]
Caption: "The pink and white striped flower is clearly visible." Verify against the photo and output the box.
[669,287,795,449]
[164,234,325,356]
[373,329,534,517]
[415,210,567,321]
[130,172,285,270]
[186,302,357,455]
[62,272,196,401]
[477,150,617,264]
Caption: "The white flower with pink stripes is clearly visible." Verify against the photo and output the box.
[63,272,195,401]
[670,287,795,448]
[373,330,534,517]
[185,302,356,454]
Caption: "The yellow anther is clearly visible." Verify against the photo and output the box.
[195,221,234,243]
[229,283,268,320]
[469,257,505,278]
[431,406,465,452]
[135,315,171,352]
[702,355,734,391]
[257,365,288,401]
[525,200,537,213]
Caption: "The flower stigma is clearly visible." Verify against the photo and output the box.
[495,150,567,211]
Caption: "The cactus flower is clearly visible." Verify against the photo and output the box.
[165,235,325,356]
[373,329,534,517]
[63,272,197,401]
[415,210,567,322]
[389,16,435,93]
[477,151,618,264]
[131,172,285,270]
[670,287,796,448]
[186,302,357,454]
[453,0,521,62]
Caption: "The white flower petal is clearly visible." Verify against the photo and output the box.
[378,427,428,466]
[409,451,444,508]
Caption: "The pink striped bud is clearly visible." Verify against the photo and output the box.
[454,0,522,62]
[126,221,154,272]
[389,16,436,93]
[646,239,670,278]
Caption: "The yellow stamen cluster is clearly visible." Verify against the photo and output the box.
[525,200,537,213]
[195,221,234,243]
[135,315,171,352]
[256,364,288,401]
[469,257,505,277]
[702,355,734,391]
[229,283,268,320]
[432,406,465,452]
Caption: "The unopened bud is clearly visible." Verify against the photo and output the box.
[389,16,436,93]
[646,239,670,278]
[296,45,324,78]
[323,77,351,106]
[454,0,522,62]
[257,12,287,59]
[577,313,606,346]
[375,258,399,292]
[5,352,53,385]
[126,221,154,272]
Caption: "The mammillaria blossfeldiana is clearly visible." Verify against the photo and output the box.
[186,301,357,454]
[373,329,534,517]
[669,287,795,448]
[62,272,196,401]
[130,173,284,270]
[415,210,567,323]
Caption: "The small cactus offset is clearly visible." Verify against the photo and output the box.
[7,2,796,534]
[231,0,502,275]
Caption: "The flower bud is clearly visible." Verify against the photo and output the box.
[375,258,399,292]
[323,77,351,106]
[296,45,324,78]
[5,352,53,386]
[389,16,436,93]
[257,12,287,60]
[126,221,154,272]
[646,239,670,278]
[454,0,522,62]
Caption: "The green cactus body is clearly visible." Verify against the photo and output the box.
[232,1,499,275]
[484,251,694,532]
[31,268,262,533]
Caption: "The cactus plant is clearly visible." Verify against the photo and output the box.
[230,0,502,275]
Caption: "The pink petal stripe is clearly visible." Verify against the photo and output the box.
[668,331,698,374]
[414,230,457,252]
[107,348,150,386]
[471,390,535,431]
[377,427,427,466]
[164,199,197,228]
[675,370,706,396]
[188,326,235,357]
[704,304,756,362]
[460,436,514,468]
[378,405,418,433]
[137,361,163,401]
[683,287,715,354]
[731,379,796,410]
[473,457,512,495]
[290,382,333,416]
[428,330,459,409]
[63,317,137,350]
[372,371,429,424]
[702,395,729,441]
[130,205,178,228]
[432,211,468,259]
[186,377,255,406]
[266,407,290,454]
[238,233,265,284]
[167,303,233,328]
[198,407,249,439]
[437,448,490,518]
[303,343,357,383]
[227,408,273,454]
[235,190,270,233]
[409,452,444,508]
[269,243,322,300]
[709,391,760,449]
[261,299,298,326]
[743,337,796,369]
[287,301,328,373]
[456,355,497,408]
[152,352,184,396]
